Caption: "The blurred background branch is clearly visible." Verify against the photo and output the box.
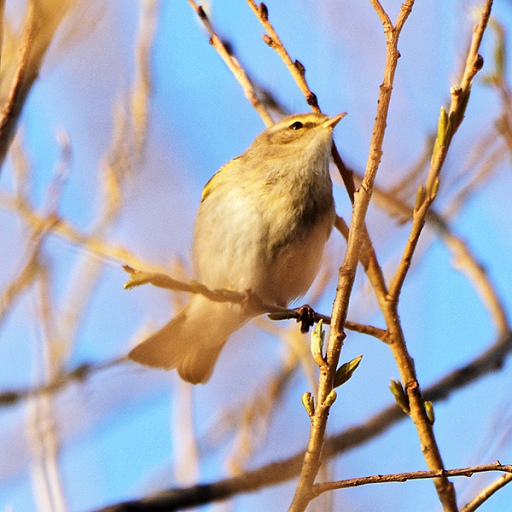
[0,0,76,168]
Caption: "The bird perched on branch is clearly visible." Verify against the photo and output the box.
[129,112,345,383]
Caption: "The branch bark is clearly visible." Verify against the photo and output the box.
[0,1,74,170]
[289,2,418,510]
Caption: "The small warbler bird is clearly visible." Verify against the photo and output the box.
[129,112,345,383]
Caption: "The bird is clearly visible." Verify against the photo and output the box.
[129,112,345,383]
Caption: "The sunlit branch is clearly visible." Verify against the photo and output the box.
[187,0,273,126]
[123,265,389,341]
[312,462,512,495]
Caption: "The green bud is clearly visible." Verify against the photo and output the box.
[430,176,440,200]
[323,389,337,407]
[333,354,363,389]
[301,392,315,417]
[437,106,450,145]
[310,320,325,363]
[431,107,451,166]
[389,379,410,415]
[414,184,426,212]
[425,400,435,424]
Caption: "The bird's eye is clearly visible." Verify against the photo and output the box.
[289,121,304,130]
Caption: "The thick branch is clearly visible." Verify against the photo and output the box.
[289,2,416,510]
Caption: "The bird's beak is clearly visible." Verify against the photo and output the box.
[323,112,347,129]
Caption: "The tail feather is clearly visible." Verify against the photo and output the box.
[129,296,246,384]
[176,342,225,384]
[129,315,190,371]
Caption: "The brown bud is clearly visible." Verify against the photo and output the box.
[259,2,269,21]
[197,5,207,19]
[294,60,306,76]
[262,34,274,47]
[306,93,318,107]
[222,39,234,55]
[474,53,484,72]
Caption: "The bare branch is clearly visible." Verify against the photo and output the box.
[313,462,512,496]
[0,190,169,273]
[0,215,56,326]
[387,0,491,302]
[461,472,512,512]
[245,0,319,111]
[366,4,495,508]
[187,0,273,126]
[0,1,75,169]
[368,0,393,31]
[0,0,5,71]
[289,1,419,509]
[0,359,123,407]
[123,265,388,341]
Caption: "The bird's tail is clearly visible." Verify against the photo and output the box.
[128,296,247,384]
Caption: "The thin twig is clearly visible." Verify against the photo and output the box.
[246,0,358,203]
[336,2,498,511]
[342,148,511,343]
[0,190,169,273]
[30,268,68,512]
[0,359,123,407]
[56,0,160,366]
[0,2,36,155]
[0,215,57,326]
[461,472,512,512]
[187,0,273,126]
[245,0,319,110]
[312,462,512,496]
[131,0,157,157]
[123,265,389,341]
[367,4,493,510]
[0,0,5,71]
[387,0,491,301]
[445,143,504,219]
[368,0,393,29]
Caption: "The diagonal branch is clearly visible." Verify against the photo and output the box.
[370,3,494,510]
[245,0,320,110]
[187,0,273,126]
[0,1,75,169]
[461,472,512,512]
